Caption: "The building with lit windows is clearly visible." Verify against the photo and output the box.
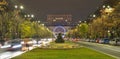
[46,14,72,26]
[46,14,72,37]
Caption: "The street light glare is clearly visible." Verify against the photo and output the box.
[108,30,110,33]
[79,21,81,23]
[15,5,18,9]
[31,14,35,18]
[20,5,24,9]
[42,24,44,26]
[93,14,96,17]
[103,5,106,8]
[28,15,30,17]
[38,21,40,23]
[107,5,110,8]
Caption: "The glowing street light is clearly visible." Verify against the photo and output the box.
[41,24,44,26]
[108,30,110,33]
[79,21,81,23]
[102,5,114,14]
[107,5,110,8]
[53,19,56,22]
[103,5,106,8]
[38,21,40,23]
[27,15,30,17]
[14,5,24,10]
[93,14,96,18]
[20,5,24,10]
[14,5,18,9]
[65,20,68,22]
[31,14,35,18]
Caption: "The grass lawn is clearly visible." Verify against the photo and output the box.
[12,47,115,59]
[49,41,79,48]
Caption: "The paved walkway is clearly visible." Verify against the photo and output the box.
[76,41,120,59]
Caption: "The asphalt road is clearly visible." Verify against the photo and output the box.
[76,41,120,59]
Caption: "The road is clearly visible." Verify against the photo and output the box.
[0,38,52,59]
[0,51,24,59]
[76,41,120,59]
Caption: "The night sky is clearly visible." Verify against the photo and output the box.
[17,0,103,22]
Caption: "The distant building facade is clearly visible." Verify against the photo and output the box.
[46,14,72,26]
[46,14,72,37]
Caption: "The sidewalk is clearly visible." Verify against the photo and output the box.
[81,41,120,52]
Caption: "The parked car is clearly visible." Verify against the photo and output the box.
[103,38,110,44]
[90,39,96,42]
[99,39,104,44]
[96,38,101,43]
[110,38,120,46]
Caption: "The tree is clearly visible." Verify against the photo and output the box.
[103,0,120,7]
[20,20,35,38]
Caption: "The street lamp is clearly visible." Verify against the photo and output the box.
[27,15,30,17]
[13,5,24,39]
[108,30,110,33]
[41,24,44,26]
[100,5,114,38]
[37,21,40,23]
[20,5,24,10]
[31,14,35,18]
[24,14,35,18]
[103,5,106,8]
[79,21,81,23]
[93,14,96,18]
[14,5,24,10]
[101,5,114,15]
[14,5,18,9]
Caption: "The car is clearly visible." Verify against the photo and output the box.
[99,39,104,44]
[7,44,22,51]
[90,39,96,42]
[7,40,22,51]
[103,38,110,44]
[96,38,100,43]
[110,38,120,46]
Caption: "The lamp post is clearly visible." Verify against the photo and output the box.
[24,14,35,38]
[13,5,24,39]
[100,5,114,38]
